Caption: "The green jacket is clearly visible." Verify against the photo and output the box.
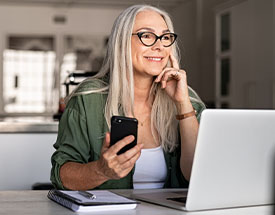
[51,80,205,190]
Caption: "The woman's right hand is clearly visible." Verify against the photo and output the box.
[96,132,143,180]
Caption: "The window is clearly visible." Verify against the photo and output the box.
[60,52,77,98]
[1,34,108,116]
[2,36,56,114]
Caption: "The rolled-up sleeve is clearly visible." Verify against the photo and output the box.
[192,101,206,123]
[188,88,206,122]
[50,96,91,189]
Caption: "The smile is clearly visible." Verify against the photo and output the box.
[145,57,163,62]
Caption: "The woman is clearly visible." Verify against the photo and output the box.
[51,4,205,190]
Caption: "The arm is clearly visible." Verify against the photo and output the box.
[155,54,201,181]
[59,133,143,190]
[176,101,199,181]
[60,161,107,190]
[51,95,142,190]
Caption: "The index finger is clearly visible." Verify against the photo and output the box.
[103,132,111,148]
[109,135,135,154]
[170,54,179,70]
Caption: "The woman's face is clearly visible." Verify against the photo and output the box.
[131,10,172,78]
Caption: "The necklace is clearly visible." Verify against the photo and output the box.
[139,116,149,126]
[135,108,151,127]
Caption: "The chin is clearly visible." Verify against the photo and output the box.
[134,64,165,77]
[150,70,163,76]
[150,65,167,75]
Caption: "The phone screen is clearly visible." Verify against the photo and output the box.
[110,116,138,155]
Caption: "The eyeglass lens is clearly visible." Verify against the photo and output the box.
[139,32,176,47]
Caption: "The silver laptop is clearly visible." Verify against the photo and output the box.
[132,109,275,211]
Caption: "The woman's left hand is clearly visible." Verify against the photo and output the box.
[155,54,189,104]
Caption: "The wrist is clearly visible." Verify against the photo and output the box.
[93,160,109,181]
[175,99,196,120]
[176,109,196,120]
[175,99,193,114]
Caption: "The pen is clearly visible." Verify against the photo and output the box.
[78,191,96,200]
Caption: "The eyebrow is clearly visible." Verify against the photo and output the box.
[135,27,170,33]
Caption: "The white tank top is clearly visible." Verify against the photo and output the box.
[133,146,167,189]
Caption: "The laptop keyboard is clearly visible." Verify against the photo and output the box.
[171,190,188,195]
[166,190,188,203]
[167,197,187,203]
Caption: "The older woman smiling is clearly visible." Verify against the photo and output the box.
[51,4,205,190]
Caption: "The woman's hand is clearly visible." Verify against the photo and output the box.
[155,54,189,104]
[155,56,199,182]
[96,132,143,180]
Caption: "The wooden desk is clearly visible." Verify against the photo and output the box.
[0,190,274,215]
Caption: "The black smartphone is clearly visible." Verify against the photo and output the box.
[110,116,138,155]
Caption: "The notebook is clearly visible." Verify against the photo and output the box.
[132,109,275,211]
[48,190,138,212]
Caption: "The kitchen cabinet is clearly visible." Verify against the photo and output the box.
[0,119,57,190]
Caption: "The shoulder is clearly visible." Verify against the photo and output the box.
[188,87,201,101]
[67,93,107,112]
[75,78,108,94]
[65,79,108,116]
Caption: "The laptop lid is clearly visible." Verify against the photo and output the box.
[132,109,275,211]
[186,109,275,211]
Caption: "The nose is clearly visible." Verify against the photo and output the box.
[151,38,164,51]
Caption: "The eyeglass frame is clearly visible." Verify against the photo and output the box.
[132,31,178,47]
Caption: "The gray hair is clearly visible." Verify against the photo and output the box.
[68,5,204,152]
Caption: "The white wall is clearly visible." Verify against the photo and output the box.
[0,5,123,34]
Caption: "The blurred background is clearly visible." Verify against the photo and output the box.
[0,0,273,118]
[0,0,273,190]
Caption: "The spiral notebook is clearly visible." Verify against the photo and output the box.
[48,189,138,212]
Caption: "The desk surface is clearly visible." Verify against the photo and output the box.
[0,190,274,215]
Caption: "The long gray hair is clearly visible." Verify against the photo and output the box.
[68,5,203,152]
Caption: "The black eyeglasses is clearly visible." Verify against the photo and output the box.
[132,32,177,47]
